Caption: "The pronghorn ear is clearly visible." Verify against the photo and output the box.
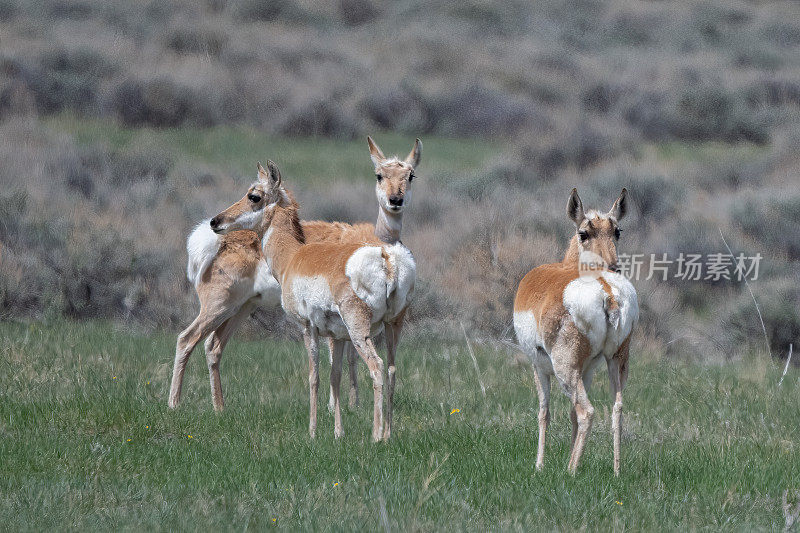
[405,138,422,168]
[567,188,585,226]
[367,136,386,167]
[609,187,628,221]
[257,161,268,181]
[258,160,282,187]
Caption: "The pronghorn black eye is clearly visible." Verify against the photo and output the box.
[376,173,382,182]
[408,172,414,182]
[248,194,261,203]
[615,228,621,240]
[578,230,589,242]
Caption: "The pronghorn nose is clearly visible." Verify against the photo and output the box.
[388,195,403,207]
[608,263,621,273]
[210,216,220,229]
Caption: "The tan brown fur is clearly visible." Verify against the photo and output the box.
[169,138,421,428]
[210,158,414,442]
[513,187,634,476]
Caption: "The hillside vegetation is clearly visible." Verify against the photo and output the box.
[1,0,799,361]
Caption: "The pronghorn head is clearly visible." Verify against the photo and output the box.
[368,136,421,214]
[567,188,628,274]
[210,161,290,235]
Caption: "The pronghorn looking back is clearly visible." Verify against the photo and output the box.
[168,137,420,413]
[212,161,415,441]
[513,188,638,475]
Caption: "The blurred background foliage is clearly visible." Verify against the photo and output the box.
[0,0,799,361]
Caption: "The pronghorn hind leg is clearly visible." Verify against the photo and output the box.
[303,327,321,439]
[533,363,551,471]
[566,373,595,475]
[204,301,255,412]
[608,336,631,476]
[340,298,383,442]
[169,310,227,409]
[346,342,359,409]
[329,339,345,438]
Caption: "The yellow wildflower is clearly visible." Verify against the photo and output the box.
[616,501,623,505]
[187,435,193,439]
[450,408,460,415]
[333,482,339,487]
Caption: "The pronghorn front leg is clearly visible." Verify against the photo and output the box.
[328,341,359,412]
[303,326,321,438]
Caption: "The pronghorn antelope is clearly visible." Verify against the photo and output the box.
[168,137,420,413]
[513,188,638,475]
[211,161,415,441]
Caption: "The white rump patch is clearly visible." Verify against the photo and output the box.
[186,219,220,287]
[599,271,639,353]
[383,242,416,318]
[563,273,639,357]
[345,246,391,320]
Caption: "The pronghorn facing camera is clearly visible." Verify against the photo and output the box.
[168,137,421,413]
[513,188,638,475]
[212,161,415,442]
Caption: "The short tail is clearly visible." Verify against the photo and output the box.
[598,277,621,329]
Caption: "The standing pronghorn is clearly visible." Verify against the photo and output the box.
[211,161,415,441]
[513,188,638,475]
[168,137,420,413]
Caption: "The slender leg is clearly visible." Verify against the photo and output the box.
[304,327,320,439]
[382,313,404,441]
[533,364,551,471]
[346,342,359,408]
[169,309,227,409]
[340,299,383,441]
[567,374,595,475]
[570,406,578,448]
[608,335,631,476]
[327,338,336,413]
[607,357,623,476]
[329,339,345,438]
[204,301,255,412]
[350,335,384,442]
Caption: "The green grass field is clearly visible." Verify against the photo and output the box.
[1,320,798,530]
